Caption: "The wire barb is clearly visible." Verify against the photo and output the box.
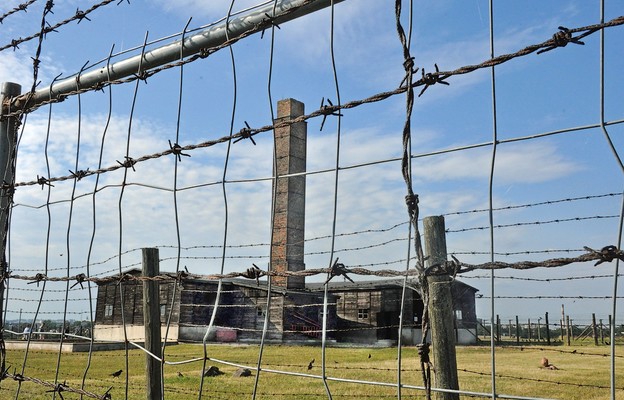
[537,26,586,54]
[325,258,354,284]
[116,156,136,171]
[584,245,624,266]
[168,140,191,161]
[418,64,450,97]
[242,263,264,285]
[69,168,89,181]
[36,175,54,189]
[233,121,256,145]
[260,13,281,39]
[319,97,343,131]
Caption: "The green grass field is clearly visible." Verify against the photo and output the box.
[1,343,623,399]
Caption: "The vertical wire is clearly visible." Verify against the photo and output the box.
[14,73,60,400]
[252,1,279,397]
[162,18,192,397]
[52,63,88,400]
[118,30,150,400]
[600,3,624,399]
[321,0,341,398]
[199,2,237,398]
[80,44,116,399]
[396,0,415,398]
[487,1,498,398]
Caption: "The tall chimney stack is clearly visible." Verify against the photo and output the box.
[271,99,306,289]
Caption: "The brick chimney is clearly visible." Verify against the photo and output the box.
[271,99,306,289]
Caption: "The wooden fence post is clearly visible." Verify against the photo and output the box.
[592,313,598,346]
[143,248,163,400]
[600,319,604,344]
[515,316,520,345]
[496,315,501,345]
[423,216,459,400]
[545,312,550,345]
[566,316,571,346]
[528,319,532,342]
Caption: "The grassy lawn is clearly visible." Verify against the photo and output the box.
[1,343,623,399]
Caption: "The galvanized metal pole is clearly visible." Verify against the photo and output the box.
[8,0,345,112]
[142,248,162,400]
[0,82,21,341]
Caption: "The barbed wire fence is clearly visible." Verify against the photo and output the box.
[0,0,622,399]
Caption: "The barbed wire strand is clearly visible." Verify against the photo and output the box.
[2,15,623,187]
[0,0,39,24]
[0,0,128,53]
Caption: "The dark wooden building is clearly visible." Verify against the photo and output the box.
[93,271,477,345]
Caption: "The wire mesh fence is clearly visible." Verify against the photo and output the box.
[0,0,622,399]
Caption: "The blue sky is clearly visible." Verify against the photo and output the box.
[0,0,623,326]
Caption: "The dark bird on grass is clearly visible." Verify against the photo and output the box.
[571,350,577,354]
[178,371,184,378]
[368,354,371,359]
[111,369,123,378]
[307,359,315,370]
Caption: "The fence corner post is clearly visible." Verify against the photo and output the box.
[142,247,162,400]
[0,82,21,345]
[424,215,459,400]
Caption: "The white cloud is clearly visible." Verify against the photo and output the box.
[413,141,581,184]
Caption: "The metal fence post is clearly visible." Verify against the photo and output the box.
[0,82,21,344]
[143,248,162,400]
[423,216,459,400]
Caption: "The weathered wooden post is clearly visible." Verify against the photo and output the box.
[545,312,551,345]
[600,319,605,344]
[515,316,520,345]
[496,314,501,344]
[528,318,532,342]
[566,316,571,346]
[592,313,598,346]
[423,216,459,400]
[143,248,163,400]
[0,82,20,348]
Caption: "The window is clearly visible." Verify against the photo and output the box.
[104,304,113,317]
[454,310,463,321]
[160,304,167,318]
[257,306,265,317]
[358,308,369,320]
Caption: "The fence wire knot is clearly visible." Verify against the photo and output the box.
[37,175,53,189]
[325,258,354,284]
[12,370,25,382]
[405,193,418,221]
[117,156,136,171]
[319,97,343,131]
[400,57,419,87]
[74,8,91,24]
[198,47,214,59]
[538,26,585,54]
[168,140,191,161]
[69,169,89,181]
[71,273,87,289]
[260,13,281,39]
[47,381,69,400]
[585,245,624,266]
[419,64,450,97]
[233,121,256,145]
[27,273,46,287]
[242,263,264,285]
[417,342,433,399]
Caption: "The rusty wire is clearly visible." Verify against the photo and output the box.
[4,245,621,285]
[0,0,128,53]
[1,15,621,191]
[0,0,39,24]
